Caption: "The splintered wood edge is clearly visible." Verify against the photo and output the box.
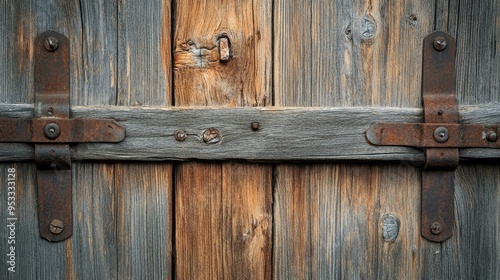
[1,103,500,162]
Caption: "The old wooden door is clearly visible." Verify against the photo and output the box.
[1,0,499,279]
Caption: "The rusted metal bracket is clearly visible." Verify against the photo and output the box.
[365,31,494,242]
[0,31,125,242]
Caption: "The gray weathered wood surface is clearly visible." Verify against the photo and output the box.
[3,104,500,162]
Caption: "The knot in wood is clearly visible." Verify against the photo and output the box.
[381,214,400,242]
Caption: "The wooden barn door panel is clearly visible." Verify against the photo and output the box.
[172,1,272,279]
[1,0,499,279]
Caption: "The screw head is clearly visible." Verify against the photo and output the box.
[430,222,442,235]
[251,122,260,131]
[486,131,498,142]
[433,127,449,143]
[44,37,59,52]
[49,219,64,235]
[44,123,61,139]
[433,36,447,51]
[203,128,221,144]
[174,130,187,141]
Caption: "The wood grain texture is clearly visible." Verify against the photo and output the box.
[117,0,171,106]
[116,162,172,279]
[274,0,435,279]
[69,163,117,279]
[116,0,173,278]
[70,1,119,278]
[173,0,272,279]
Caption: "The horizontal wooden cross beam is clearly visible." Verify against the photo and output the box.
[1,103,500,162]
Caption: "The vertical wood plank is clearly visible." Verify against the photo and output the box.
[274,0,434,279]
[70,163,117,279]
[116,163,172,279]
[116,0,173,278]
[117,0,171,106]
[173,0,272,279]
[69,1,119,278]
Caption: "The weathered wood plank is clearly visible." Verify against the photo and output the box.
[173,0,272,279]
[69,163,117,279]
[116,0,173,279]
[5,104,500,162]
[116,162,172,279]
[70,1,119,278]
[117,0,171,106]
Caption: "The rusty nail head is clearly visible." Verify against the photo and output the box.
[203,128,221,144]
[47,107,54,115]
[430,222,442,235]
[44,123,61,139]
[433,126,449,143]
[49,219,64,235]
[433,36,447,51]
[174,130,187,141]
[219,37,231,62]
[251,122,259,131]
[486,131,498,142]
[44,37,59,52]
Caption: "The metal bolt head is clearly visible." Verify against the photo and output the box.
[174,129,187,141]
[430,222,442,235]
[433,126,449,143]
[49,219,64,235]
[203,128,221,144]
[44,37,59,52]
[433,36,447,51]
[44,123,61,139]
[251,122,260,131]
[486,131,498,142]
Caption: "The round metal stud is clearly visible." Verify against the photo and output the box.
[44,123,61,140]
[486,131,498,142]
[433,36,447,51]
[433,126,449,143]
[430,222,442,235]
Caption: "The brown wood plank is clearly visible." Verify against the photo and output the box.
[274,0,435,279]
[173,0,272,279]
[116,0,173,278]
